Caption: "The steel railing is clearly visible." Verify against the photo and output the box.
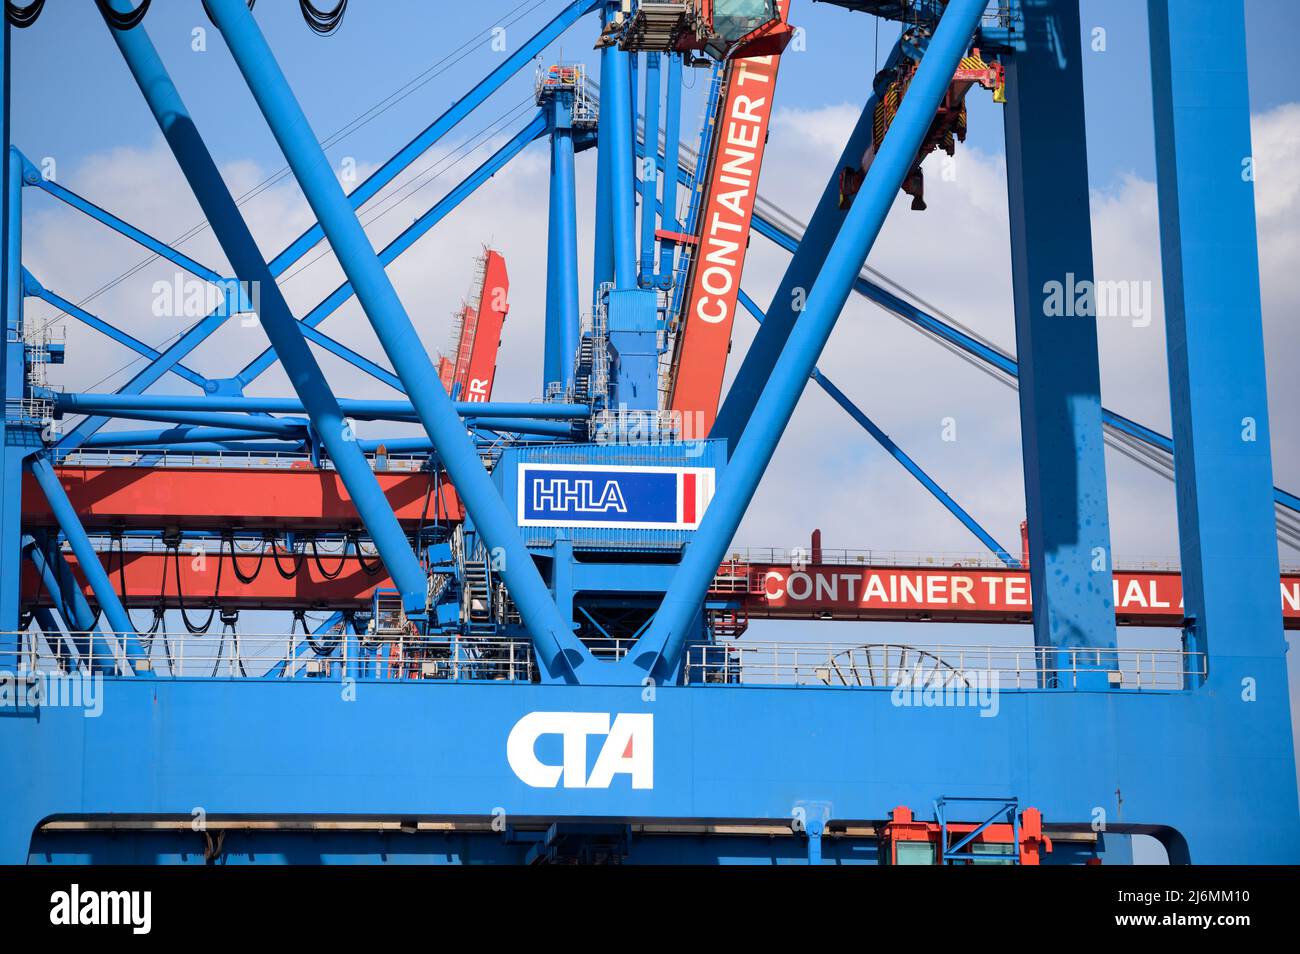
[684,640,1204,691]
[7,631,537,682]
[8,630,1204,691]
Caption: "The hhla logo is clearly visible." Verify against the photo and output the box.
[507,711,653,789]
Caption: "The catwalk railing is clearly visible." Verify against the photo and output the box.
[7,631,1203,691]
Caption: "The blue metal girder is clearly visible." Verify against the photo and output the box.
[1147,1,1289,673]
[710,39,903,450]
[27,168,226,284]
[1003,0,1115,656]
[602,5,638,291]
[749,209,1300,518]
[207,0,591,680]
[26,454,149,673]
[735,288,1019,567]
[638,52,662,284]
[2,677,1298,863]
[630,0,991,681]
[21,531,116,673]
[544,93,580,395]
[655,53,683,288]
[234,113,548,389]
[78,425,301,449]
[24,274,209,391]
[59,0,593,451]
[1,50,27,646]
[102,4,429,610]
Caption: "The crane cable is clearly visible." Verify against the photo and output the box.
[4,0,43,28]
[170,538,223,634]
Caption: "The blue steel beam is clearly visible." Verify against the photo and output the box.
[102,5,428,610]
[27,168,226,284]
[52,393,588,420]
[1147,1,1289,672]
[24,274,209,390]
[710,39,904,449]
[631,0,990,680]
[208,0,589,680]
[79,425,301,449]
[746,210,1300,518]
[60,0,595,451]
[1003,0,1115,655]
[638,52,661,284]
[655,53,683,288]
[234,113,547,388]
[736,288,1019,567]
[1,45,26,647]
[603,16,638,291]
[22,532,117,673]
[26,456,150,674]
[543,90,580,395]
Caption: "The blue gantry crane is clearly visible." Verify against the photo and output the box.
[0,0,1296,864]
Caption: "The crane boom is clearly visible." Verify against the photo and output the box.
[667,0,789,433]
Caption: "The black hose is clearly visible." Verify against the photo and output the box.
[355,536,384,576]
[172,542,222,634]
[310,537,348,580]
[300,0,346,35]
[226,534,267,584]
[5,0,44,28]
[270,535,305,579]
[94,0,151,31]
[113,535,162,639]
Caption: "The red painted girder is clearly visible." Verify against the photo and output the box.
[716,563,1300,629]
[24,552,393,610]
[24,465,462,530]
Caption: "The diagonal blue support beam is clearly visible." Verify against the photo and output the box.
[27,456,150,674]
[22,532,118,674]
[1147,1,1288,672]
[27,168,226,283]
[60,0,586,453]
[24,273,210,390]
[736,288,1018,567]
[748,209,1300,517]
[78,425,301,449]
[235,113,547,389]
[208,0,589,680]
[102,3,429,609]
[711,44,898,451]
[630,0,989,681]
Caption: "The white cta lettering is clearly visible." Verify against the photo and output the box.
[507,711,653,790]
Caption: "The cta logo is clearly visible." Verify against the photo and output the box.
[507,711,653,789]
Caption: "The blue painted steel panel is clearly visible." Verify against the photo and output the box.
[496,441,727,550]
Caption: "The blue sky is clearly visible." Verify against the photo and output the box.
[9,1,1296,195]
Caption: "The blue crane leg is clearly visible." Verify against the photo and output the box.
[630,0,990,679]
[1148,1,1291,676]
[545,101,580,394]
[639,52,661,283]
[1003,0,1116,669]
[207,0,587,679]
[101,6,429,610]
[710,91,879,449]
